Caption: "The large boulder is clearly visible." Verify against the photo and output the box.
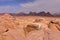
[23,23,40,36]
[48,19,60,31]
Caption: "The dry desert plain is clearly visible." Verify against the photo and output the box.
[0,13,60,40]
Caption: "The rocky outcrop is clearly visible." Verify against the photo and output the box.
[0,14,60,40]
[48,20,60,31]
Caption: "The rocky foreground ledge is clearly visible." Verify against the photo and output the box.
[0,13,60,40]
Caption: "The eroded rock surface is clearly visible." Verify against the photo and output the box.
[0,14,60,40]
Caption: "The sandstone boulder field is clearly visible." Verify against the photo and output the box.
[0,13,60,40]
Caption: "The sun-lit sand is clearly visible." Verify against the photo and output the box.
[0,13,60,40]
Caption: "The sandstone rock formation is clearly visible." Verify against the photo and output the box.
[48,20,60,31]
[0,14,60,40]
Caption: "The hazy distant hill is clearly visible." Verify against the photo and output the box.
[0,11,60,17]
[9,11,53,17]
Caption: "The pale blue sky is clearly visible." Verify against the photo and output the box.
[0,0,60,14]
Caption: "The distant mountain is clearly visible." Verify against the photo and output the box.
[53,13,60,17]
[0,11,60,17]
[12,11,53,17]
[37,11,53,16]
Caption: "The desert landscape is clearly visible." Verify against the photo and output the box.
[0,0,60,40]
[0,13,60,40]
